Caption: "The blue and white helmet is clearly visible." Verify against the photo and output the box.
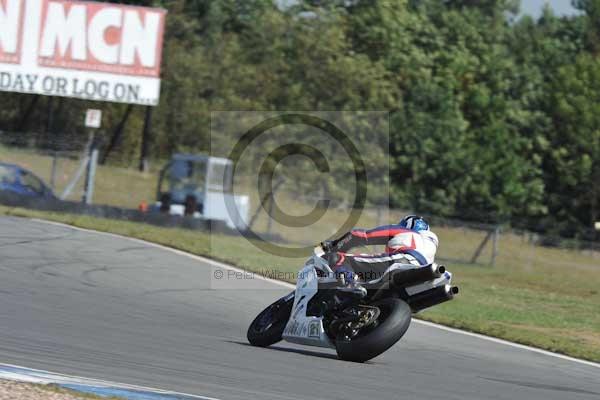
[399,215,429,232]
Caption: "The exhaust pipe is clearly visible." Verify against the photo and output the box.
[391,263,446,288]
[407,284,458,313]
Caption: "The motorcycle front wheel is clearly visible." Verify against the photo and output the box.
[335,298,411,362]
[247,295,294,347]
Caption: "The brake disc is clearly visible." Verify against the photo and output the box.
[337,305,381,339]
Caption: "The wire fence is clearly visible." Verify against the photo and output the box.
[0,131,158,208]
[0,131,598,271]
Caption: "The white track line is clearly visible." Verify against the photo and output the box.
[0,362,221,400]
[28,218,600,369]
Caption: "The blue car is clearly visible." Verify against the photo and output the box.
[0,162,55,199]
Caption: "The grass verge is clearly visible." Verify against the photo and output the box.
[1,205,599,363]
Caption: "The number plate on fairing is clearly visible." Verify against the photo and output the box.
[282,258,334,349]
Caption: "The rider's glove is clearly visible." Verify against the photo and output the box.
[320,240,335,253]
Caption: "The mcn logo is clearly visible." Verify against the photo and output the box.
[0,0,165,77]
[38,0,164,76]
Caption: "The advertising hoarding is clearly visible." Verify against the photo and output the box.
[0,0,166,105]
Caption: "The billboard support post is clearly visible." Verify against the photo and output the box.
[50,150,58,190]
[101,104,134,165]
[139,106,153,172]
[15,96,40,132]
[44,96,59,190]
[44,96,55,135]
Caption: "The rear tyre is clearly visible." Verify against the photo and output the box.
[247,296,293,347]
[335,298,411,363]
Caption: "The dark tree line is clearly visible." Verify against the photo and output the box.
[0,0,598,239]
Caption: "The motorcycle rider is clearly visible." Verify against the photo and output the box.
[321,215,438,297]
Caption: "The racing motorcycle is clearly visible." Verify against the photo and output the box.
[247,246,458,362]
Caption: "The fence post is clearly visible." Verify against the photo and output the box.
[470,230,493,264]
[247,178,284,232]
[490,225,500,267]
[82,135,99,204]
[60,155,89,200]
[50,150,58,190]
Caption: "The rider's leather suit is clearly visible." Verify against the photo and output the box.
[328,224,438,282]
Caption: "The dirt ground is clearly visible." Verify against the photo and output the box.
[0,380,108,400]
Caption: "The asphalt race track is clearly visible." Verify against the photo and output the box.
[0,217,598,400]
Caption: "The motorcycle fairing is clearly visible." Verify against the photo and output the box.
[282,255,335,349]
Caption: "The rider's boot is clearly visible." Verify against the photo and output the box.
[335,266,367,298]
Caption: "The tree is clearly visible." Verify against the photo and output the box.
[543,54,600,236]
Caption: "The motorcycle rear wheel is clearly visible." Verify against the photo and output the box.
[335,298,411,362]
[247,296,293,347]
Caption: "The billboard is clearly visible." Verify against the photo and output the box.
[0,0,166,105]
